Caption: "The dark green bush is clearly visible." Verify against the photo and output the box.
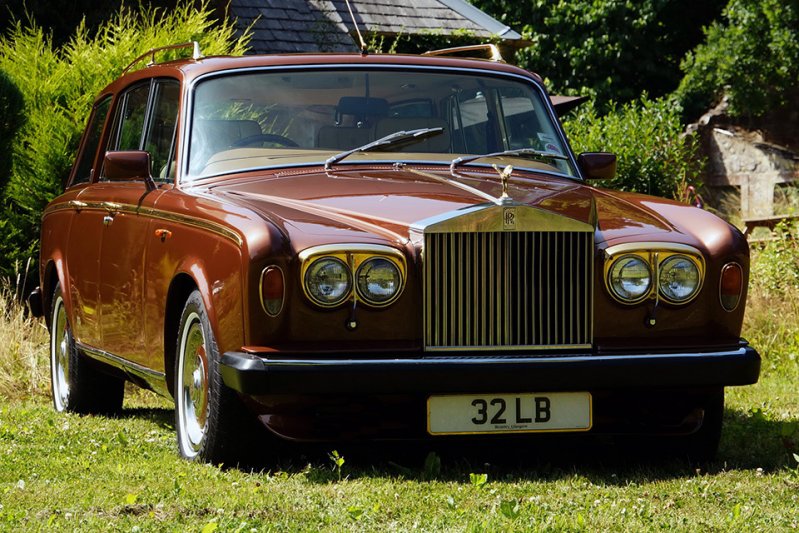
[0,70,24,187]
[472,0,724,110]
[676,0,799,120]
[563,95,702,199]
[0,1,249,277]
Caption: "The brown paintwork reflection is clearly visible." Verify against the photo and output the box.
[43,158,751,358]
[65,187,110,347]
[212,167,599,240]
[97,182,164,366]
[142,189,246,370]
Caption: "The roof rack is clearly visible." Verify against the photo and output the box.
[422,44,504,62]
[122,41,203,75]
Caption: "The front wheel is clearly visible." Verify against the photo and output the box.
[680,388,724,462]
[175,290,258,464]
[49,283,124,415]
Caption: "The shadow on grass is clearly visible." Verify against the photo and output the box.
[117,386,174,429]
[118,406,174,431]
[114,404,798,483]
[273,407,799,484]
[718,408,798,469]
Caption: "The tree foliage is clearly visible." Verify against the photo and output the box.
[564,96,701,199]
[675,0,799,120]
[0,1,227,47]
[472,0,724,110]
[0,1,249,277]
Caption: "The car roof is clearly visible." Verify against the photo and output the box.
[100,52,543,96]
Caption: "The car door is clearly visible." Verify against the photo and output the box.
[97,78,179,366]
[64,95,113,349]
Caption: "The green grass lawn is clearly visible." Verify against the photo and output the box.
[2,241,799,531]
[1,365,797,532]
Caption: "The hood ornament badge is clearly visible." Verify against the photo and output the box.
[493,164,514,203]
[493,164,516,229]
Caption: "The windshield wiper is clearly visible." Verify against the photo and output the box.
[324,127,444,171]
[450,148,569,173]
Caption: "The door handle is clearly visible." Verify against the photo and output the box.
[103,215,114,226]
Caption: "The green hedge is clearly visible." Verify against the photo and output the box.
[0,1,249,278]
[563,95,702,199]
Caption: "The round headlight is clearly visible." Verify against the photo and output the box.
[304,257,351,306]
[609,255,651,302]
[356,257,402,305]
[659,255,700,302]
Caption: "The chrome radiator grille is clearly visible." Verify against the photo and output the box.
[424,231,593,351]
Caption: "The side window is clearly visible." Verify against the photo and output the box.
[72,96,111,185]
[116,83,151,151]
[144,81,179,180]
[497,87,563,154]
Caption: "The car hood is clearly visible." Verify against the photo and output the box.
[209,166,724,253]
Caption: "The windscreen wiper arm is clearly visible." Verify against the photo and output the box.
[450,148,569,173]
[324,127,444,171]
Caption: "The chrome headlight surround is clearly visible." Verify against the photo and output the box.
[355,257,404,307]
[607,254,652,304]
[303,257,352,307]
[604,243,705,306]
[299,244,407,309]
[658,254,702,304]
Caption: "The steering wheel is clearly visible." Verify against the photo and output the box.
[231,133,299,148]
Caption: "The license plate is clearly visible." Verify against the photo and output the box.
[427,392,592,435]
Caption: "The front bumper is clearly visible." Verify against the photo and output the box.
[220,344,760,395]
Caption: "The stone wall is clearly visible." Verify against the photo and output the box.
[693,96,799,218]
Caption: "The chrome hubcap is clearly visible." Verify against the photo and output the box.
[177,313,209,458]
[50,295,70,411]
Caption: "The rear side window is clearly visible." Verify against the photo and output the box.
[71,96,111,186]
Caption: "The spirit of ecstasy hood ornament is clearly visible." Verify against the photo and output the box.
[493,164,514,202]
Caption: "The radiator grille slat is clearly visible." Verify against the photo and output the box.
[424,231,593,351]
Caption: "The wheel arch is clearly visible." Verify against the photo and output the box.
[42,257,67,330]
[163,273,199,397]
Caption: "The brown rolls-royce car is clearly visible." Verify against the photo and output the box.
[31,43,760,463]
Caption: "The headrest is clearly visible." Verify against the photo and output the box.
[336,97,389,118]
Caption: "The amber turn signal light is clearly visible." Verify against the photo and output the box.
[719,263,743,312]
[154,228,172,241]
[260,266,285,316]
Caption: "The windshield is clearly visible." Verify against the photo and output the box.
[187,68,576,179]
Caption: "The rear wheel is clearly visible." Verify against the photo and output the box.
[49,283,124,415]
[175,290,258,464]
